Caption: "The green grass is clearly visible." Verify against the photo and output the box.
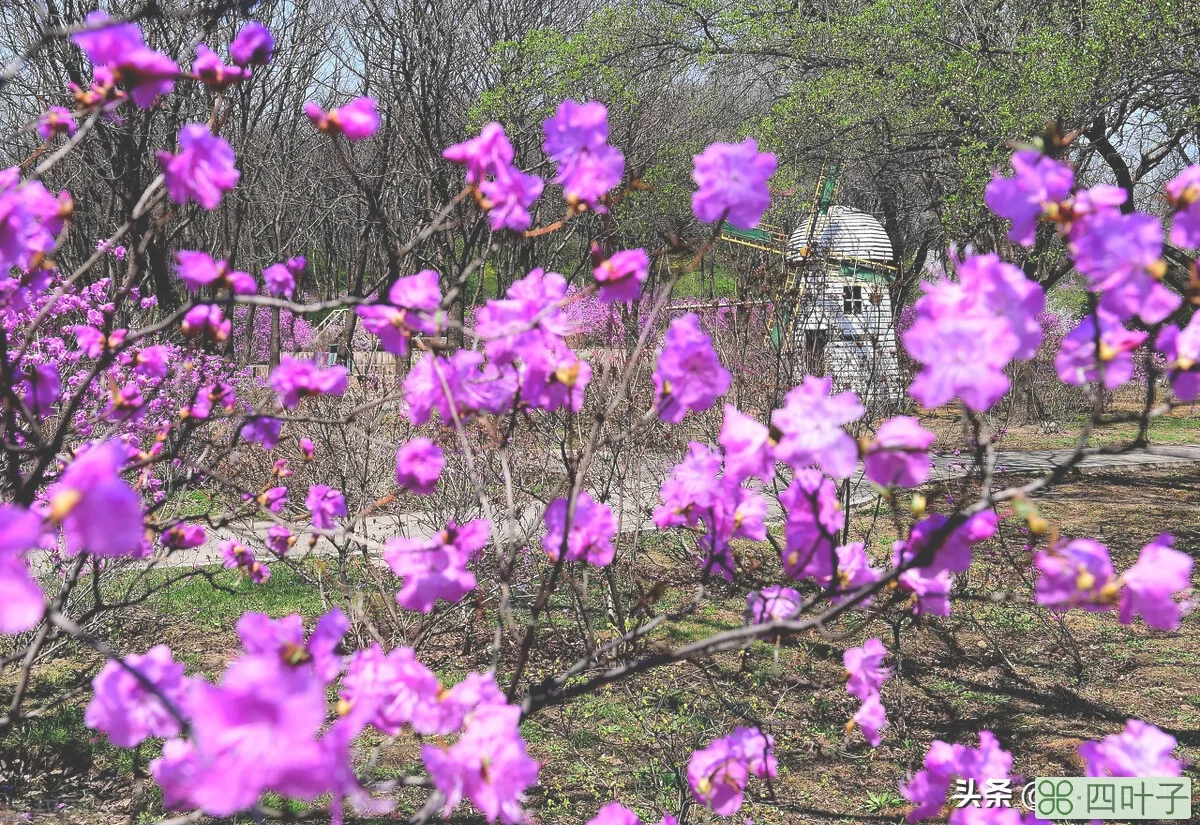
[670,265,738,300]
[137,562,330,631]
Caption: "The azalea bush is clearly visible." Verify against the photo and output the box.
[2,9,1200,825]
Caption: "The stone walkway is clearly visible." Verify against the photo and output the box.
[135,444,1200,569]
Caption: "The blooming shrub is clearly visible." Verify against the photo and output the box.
[1,12,1197,825]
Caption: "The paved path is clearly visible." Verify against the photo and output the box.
[130,444,1200,570]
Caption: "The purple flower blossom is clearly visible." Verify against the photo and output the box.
[691,138,777,229]
[542,492,617,566]
[1079,720,1182,778]
[384,520,488,613]
[593,247,648,303]
[687,727,776,816]
[479,166,545,232]
[0,504,46,633]
[158,125,239,210]
[357,269,444,355]
[1034,538,1118,612]
[220,539,271,582]
[897,512,997,576]
[403,350,516,425]
[305,98,380,141]
[422,704,540,824]
[72,12,144,66]
[395,437,444,495]
[162,524,205,551]
[233,609,348,686]
[901,732,1015,823]
[306,485,347,530]
[1055,312,1147,389]
[853,693,888,747]
[542,100,624,211]
[772,376,864,478]
[1156,312,1200,401]
[653,313,731,423]
[954,253,1045,361]
[1118,533,1193,630]
[587,802,642,825]
[719,404,774,484]
[241,416,283,450]
[36,107,76,140]
[230,21,274,67]
[831,542,881,602]
[255,487,287,513]
[903,295,1018,411]
[192,44,249,88]
[1069,211,1177,323]
[263,258,301,298]
[129,345,170,378]
[1165,165,1200,248]
[745,585,802,624]
[85,645,189,747]
[22,362,60,417]
[181,304,230,341]
[983,151,1074,245]
[266,525,294,555]
[0,167,70,274]
[845,638,891,701]
[50,441,145,558]
[779,470,844,583]
[300,437,316,461]
[270,357,349,408]
[444,123,515,185]
[894,542,954,617]
[864,416,936,487]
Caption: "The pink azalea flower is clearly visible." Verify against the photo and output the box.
[1118,533,1193,630]
[983,150,1074,245]
[230,21,274,66]
[902,732,1015,823]
[592,247,648,303]
[263,256,304,298]
[269,357,349,408]
[220,539,271,583]
[158,125,240,210]
[0,504,47,633]
[864,416,936,487]
[233,609,348,686]
[356,269,443,355]
[241,416,283,450]
[306,485,347,530]
[50,441,146,558]
[844,638,891,701]
[853,693,888,747]
[772,376,864,478]
[1069,210,1176,323]
[476,268,569,363]
[36,106,76,140]
[953,253,1046,361]
[72,12,144,66]
[745,585,802,624]
[85,645,189,747]
[0,168,70,274]
[305,97,380,141]
[266,525,294,555]
[192,44,249,88]
[479,166,544,232]
[1156,312,1200,402]
[1079,720,1182,778]
[719,404,775,484]
[691,138,777,229]
[1055,311,1146,389]
[686,727,776,816]
[161,524,205,550]
[542,492,617,566]
[1034,538,1118,612]
[403,350,516,425]
[587,802,642,825]
[894,542,954,617]
[422,704,540,824]
[384,520,488,613]
[1165,165,1200,248]
[181,304,230,341]
[21,362,60,417]
[779,469,844,583]
[128,344,170,378]
[653,313,731,423]
[299,437,316,461]
[395,437,444,495]
[542,100,625,211]
[830,541,881,603]
[897,512,996,576]
[444,122,516,184]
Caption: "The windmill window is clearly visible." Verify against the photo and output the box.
[842,285,863,315]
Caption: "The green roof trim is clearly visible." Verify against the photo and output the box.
[719,223,774,243]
